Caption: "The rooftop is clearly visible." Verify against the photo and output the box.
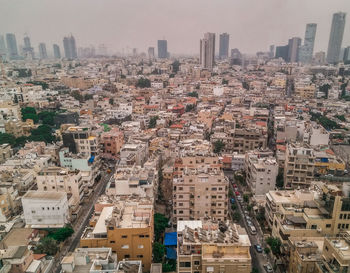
[22,191,67,200]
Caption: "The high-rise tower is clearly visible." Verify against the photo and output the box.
[157,40,168,59]
[219,33,229,60]
[38,43,48,59]
[299,24,317,63]
[327,12,346,64]
[6,33,18,59]
[200,32,215,70]
[53,44,61,59]
[63,35,77,60]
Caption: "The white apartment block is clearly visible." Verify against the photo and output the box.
[21,191,69,228]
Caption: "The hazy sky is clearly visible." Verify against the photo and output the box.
[1,0,350,55]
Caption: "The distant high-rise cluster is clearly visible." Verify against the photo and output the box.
[6,33,18,59]
[327,12,346,64]
[53,44,61,59]
[157,40,168,59]
[38,43,48,59]
[200,32,215,70]
[63,35,78,60]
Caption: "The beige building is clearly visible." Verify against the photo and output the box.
[172,156,228,224]
[316,233,350,273]
[177,220,251,273]
[267,183,350,246]
[0,144,12,164]
[80,195,153,272]
[36,167,84,205]
[4,119,23,137]
[284,143,315,189]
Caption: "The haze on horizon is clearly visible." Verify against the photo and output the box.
[1,0,350,56]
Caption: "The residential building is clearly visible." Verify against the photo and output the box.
[0,246,34,273]
[219,33,229,60]
[0,185,20,222]
[0,144,13,164]
[116,261,142,273]
[21,191,69,228]
[101,128,124,160]
[80,196,153,271]
[316,233,350,273]
[61,248,118,273]
[177,220,251,273]
[284,143,315,189]
[231,153,245,171]
[245,150,278,199]
[299,24,317,64]
[119,142,148,167]
[327,12,346,64]
[172,156,228,224]
[62,126,99,156]
[200,33,215,70]
[157,40,167,59]
[36,167,84,205]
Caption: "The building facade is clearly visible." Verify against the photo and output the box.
[327,12,346,64]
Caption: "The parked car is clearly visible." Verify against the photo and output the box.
[249,225,257,235]
[264,263,273,273]
[254,244,263,253]
[235,191,240,196]
[230,198,235,204]
[247,220,253,226]
[245,215,251,221]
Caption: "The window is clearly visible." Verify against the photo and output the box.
[31,210,35,213]
[124,255,130,258]
[326,224,331,228]
[108,227,114,230]
[194,261,200,265]
[122,235,128,238]
[179,210,183,214]
[137,255,143,258]
[110,241,115,243]
[179,262,191,268]
[311,225,317,229]
[121,245,129,249]
[340,214,343,219]
[139,235,145,238]
[138,245,144,249]
[47,207,50,210]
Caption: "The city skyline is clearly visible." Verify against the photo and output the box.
[1,0,350,55]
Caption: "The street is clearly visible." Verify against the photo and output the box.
[50,168,114,273]
[226,171,272,273]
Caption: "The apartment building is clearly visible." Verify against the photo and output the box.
[316,233,350,273]
[21,191,69,228]
[62,126,99,156]
[0,186,20,222]
[284,143,315,189]
[119,142,148,167]
[61,247,118,273]
[314,149,345,176]
[268,183,350,245]
[100,128,124,160]
[80,195,153,271]
[0,144,12,164]
[211,127,267,154]
[177,220,251,273]
[36,167,84,205]
[172,156,228,224]
[59,147,100,188]
[245,150,278,198]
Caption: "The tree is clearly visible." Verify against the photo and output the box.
[232,211,241,222]
[266,237,281,255]
[187,91,198,98]
[276,169,284,188]
[154,213,168,242]
[163,259,176,272]
[153,242,165,263]
[213,140,225,154]
[242,81,249,90]
[27,81,48,90]
[136,78,151,88]
[71,90,84,102]
[186,104,195,112]
[264,247,271,255]
[243,194,249,203]
[335,115,346,122]
[34,237,58,255]
[84,94,93,101]
[14,136,27,147]
[109,98,114,105]
[0,133,16,146]
[171,60,180,74]
[222,79,229,85]
[48,225,74,242]
[29,124,56,143]
[148,116,159,129]
[38,111,56,126]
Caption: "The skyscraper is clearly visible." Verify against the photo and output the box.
[63,35,77,60]
[219,33,229,60]
[38,43,48,59]
[327,12,346,64]
[53,44,61,59]
[148,47,155,59]
[6,33,18,59]
[23,35,34,59]
[299,23,317,63]
[344,46,350,64]
[288,37,301,63]
[0,35,6,57]
[157,40,167,59]
[269,45,275,58]
[275,45,289,62]
[200,32,215,70]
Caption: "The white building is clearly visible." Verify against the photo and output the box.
[309,125,329,146]
[213,86,224,96]
[245,151,278,199]
[21,191,69,228]
[231,153,245,171]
